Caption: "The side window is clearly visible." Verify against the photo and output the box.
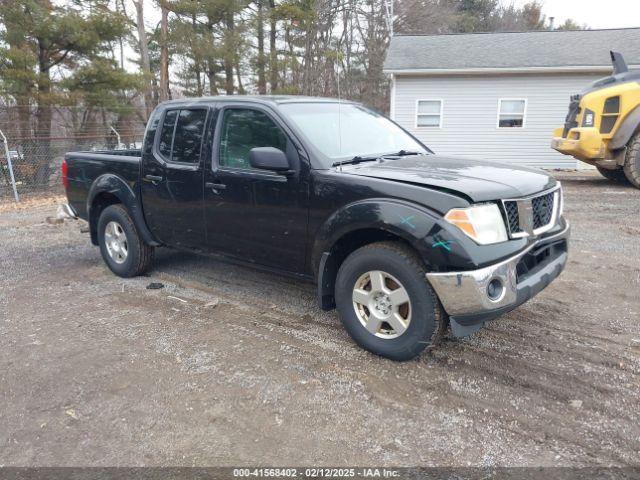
[159,110,178,160]
[157,108,207,163]
[219,108,288,169]
[172,109,207,163]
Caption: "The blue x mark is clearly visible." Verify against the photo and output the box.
[432,240,454,252]
[400,215,416,229]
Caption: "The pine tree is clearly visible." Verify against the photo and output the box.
[0,0,140,137]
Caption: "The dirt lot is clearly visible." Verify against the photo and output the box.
[1,171,639,467]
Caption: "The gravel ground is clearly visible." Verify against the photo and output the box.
[0,171,639,467]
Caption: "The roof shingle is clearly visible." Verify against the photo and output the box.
[384,28,640,72]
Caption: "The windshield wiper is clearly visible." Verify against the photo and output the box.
[332,150,424,167]
[332,155,381,167]
[382,150,421,157]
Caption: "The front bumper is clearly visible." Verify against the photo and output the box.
[551,128,605,161]
[427,221,570,335]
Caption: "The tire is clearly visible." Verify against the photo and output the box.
[97,204,154,278]
[596,165,629,184]
[623,132,640,188]
[335,241,447,361]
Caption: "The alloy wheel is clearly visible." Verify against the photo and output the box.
[352,270,412,339]
[104,221,128,264]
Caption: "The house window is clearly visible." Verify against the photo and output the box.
[416,100,442,128]
[498,99,526,128]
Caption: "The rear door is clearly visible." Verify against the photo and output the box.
[141,107,209,249]
[203,104,309,273]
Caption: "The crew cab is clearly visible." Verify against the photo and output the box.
[63,96,569,360]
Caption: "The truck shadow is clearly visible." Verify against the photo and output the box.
[555,174,639,190]
[151,246,324,317]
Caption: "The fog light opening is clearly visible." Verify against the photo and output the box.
[487,278,505,302]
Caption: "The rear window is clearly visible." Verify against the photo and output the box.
[158,110,178,159]
[157,108,208,163]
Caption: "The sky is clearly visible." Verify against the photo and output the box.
[509,0,640,29]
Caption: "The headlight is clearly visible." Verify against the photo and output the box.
[582,108,595,127]
[445,204,508,245]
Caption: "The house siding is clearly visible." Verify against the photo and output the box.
[392,73,605,169]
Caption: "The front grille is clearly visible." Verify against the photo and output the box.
[503,200,522,233]
[502,187,559,237]
[531,191,555,229]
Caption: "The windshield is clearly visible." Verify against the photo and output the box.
[279,103,428,164]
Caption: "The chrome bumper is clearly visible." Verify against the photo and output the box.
[427,222,570,330]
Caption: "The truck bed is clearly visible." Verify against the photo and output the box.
[64,150,142,220]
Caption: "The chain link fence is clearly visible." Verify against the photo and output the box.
[0,107,144,203]
[0,132,144,202]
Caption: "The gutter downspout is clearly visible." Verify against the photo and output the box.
[390,74,396,120]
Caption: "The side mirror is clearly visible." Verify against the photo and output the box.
[249,147,291,172]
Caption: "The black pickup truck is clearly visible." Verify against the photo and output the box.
[63,96,569,360]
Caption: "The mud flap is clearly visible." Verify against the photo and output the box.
[450,318,484,338]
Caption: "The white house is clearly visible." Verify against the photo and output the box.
[384,28,640,169]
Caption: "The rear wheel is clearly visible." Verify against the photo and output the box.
[97,204,154,278]
[623,132,640,188]
[335,241,446,361]
[596,165,629,184]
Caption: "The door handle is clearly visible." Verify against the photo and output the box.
[145,174,163,185]
[206,182,227,193]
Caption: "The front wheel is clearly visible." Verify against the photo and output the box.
[623,132,640,188]
[97,204,154,278]
[335,242,447,361]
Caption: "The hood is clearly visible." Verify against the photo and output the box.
[338,154,556,202]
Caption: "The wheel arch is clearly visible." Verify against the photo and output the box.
[87,174,160,247]
[313,199,441,311]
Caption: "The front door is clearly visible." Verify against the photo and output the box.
[141,107,209,249]
[204,105,309,273]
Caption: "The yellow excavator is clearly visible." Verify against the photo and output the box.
[552,51,640,188]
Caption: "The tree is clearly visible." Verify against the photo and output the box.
[455,0,499,32]
[268,0,278,92]
[0,1,139,130]
[395,0,458,35]
[132,0,154,116]
[521,1,545,30]
[556,19,586,31]
[158,1,171,101]
[255,0,267,94]
[0,1,132,137]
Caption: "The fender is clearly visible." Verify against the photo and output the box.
[610,104,640,151]
[313,198,474,310]
[86,174,161,247]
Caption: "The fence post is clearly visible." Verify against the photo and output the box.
[110,126,122,149]
[0,129,19,203]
